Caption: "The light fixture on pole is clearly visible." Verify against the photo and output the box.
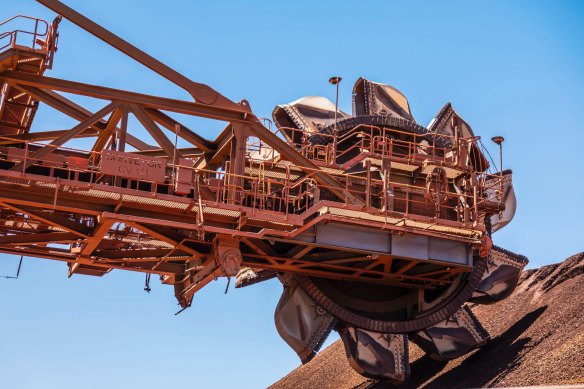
[491,135,505,202]
[329,76,342,163]
[491,136,504,175]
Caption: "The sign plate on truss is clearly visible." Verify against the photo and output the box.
[101,150,166,183]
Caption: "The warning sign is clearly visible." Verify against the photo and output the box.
[101,150,166,183]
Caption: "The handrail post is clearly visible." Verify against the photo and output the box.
[215,175,220,204]
[33,18,39,48]
[344,174,349,205]
[405,186,410,217]
[22,141,29,175]
[365,159,371,210]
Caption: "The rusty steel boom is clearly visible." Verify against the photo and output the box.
[0,1,527,383]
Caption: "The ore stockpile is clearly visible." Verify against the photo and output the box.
[272,253,584,388]
[0,1,526,383]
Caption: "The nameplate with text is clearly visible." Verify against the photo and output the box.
[101,150,166,183]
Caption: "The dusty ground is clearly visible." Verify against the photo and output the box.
[271,253,584,388]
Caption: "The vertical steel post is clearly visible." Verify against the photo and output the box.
[491,135,505,197]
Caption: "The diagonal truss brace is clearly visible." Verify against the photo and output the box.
[10,84,153,150]
[36,0,248,112]
[11,101,119,171]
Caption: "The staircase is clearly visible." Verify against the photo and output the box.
[0,15,59,136]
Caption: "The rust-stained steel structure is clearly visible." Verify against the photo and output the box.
[0,1,527,383]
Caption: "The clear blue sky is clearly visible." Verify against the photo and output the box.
[0,1,582,388]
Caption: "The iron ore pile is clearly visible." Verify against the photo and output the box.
[271,252,584,388]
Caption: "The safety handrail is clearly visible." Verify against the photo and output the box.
[0,15,49,52]
[0,132,501,227]
[276,125,484,175]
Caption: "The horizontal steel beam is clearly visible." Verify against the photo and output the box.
[0,232,79,245]
[2,72,248,123]
[0,128,98,144]
[11,84,154,151]
[11,101,119,171]
[0,202,93,238]
[95,248,188,260]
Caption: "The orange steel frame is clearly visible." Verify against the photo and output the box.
[0,0,504,308]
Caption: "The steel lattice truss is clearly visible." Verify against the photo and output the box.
[0,1,527,383]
